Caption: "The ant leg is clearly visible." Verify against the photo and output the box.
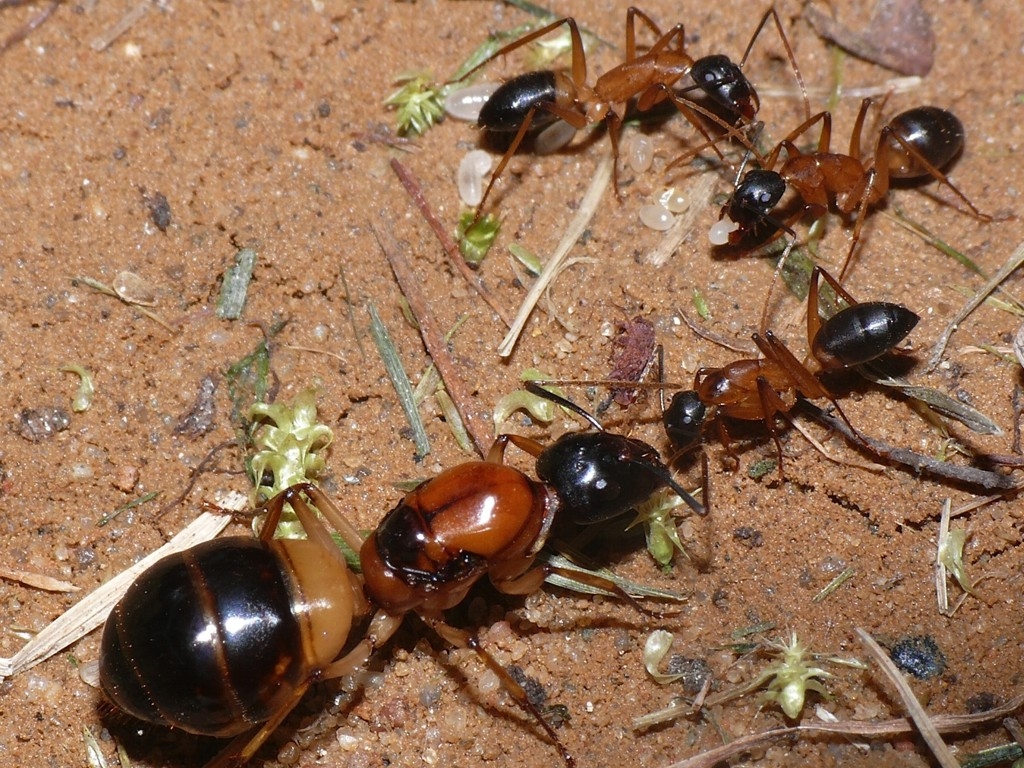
[836,100,882,280]
[421,613,576,768]
[643,85,753,166]
[253,482,359,549]
[451,18,587,88]
[203,682,314,768]
[713,418,741,471]
[320,609,405,679]
[643,20,688,56]
[474,101,588,223]
[848,97,875,163]
[491,432,547,462]
[738,7,809,120]
[775,110,833,165]
[490,557,674,616]
[753,331,866,445]
[753,376,791,478]
[625,7,666,61]
[606,107,625,200]
[806,265,860,347]
[473,106,537,223]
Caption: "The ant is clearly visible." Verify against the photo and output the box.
[661,265,919,475]
[454,7,807,220]
[710,97,991,281]
[99,390,701,767]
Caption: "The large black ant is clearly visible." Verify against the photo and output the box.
[710,97,991,280]
[99,390,700,767]
[662,265,919,475]
[454,7,806,220]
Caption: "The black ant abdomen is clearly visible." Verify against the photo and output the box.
[811,302,920,369]
[477,71,568,133]
[100,535,356,738]
[883,107,964,178]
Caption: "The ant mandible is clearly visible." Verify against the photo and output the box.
[662,265,920,476]
[100,391,701,767]
[711,98,991,281]
[455,7,807,220]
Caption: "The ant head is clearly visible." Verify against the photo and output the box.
[690,54,758,122]
[663,391,706,453]
[732,169,785,217]
[718,169,787,244]
[536,432,669,525]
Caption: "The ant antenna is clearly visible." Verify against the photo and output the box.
[525,381,605,432]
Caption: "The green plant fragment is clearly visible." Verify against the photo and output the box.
[384,71,445,136]
[368,303,430,459]
[692,288,710,320]
[457,210,501,267]
[509,243,542,276]
[435,387,474,454]
[492,370,561,426]
[60,364,94,412]
[216,247,257,320]
[98,491,160,527]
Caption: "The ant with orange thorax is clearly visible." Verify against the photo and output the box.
[452,7,807,221]
[709,97,991,281]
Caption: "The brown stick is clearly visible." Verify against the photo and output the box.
[371,222,492,458]
[389,158,512,328]
[799,401,1019,492]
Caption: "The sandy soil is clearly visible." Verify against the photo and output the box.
[1,1,1023,767]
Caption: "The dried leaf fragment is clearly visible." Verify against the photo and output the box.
[806,0,935,76]
[608,316,656,406]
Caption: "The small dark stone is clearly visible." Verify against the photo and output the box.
[145,191,172,232]
[889,635,947,679]
[965,692,998,714]
[173,374,218,437]
[733,526,764,548]
[15,407,71,442]
[507,664,547,708]
[666,656,712,695]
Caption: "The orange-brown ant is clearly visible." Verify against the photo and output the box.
[711,98,991,280]
[661,265,919,475]
[454,7,807,220]
[99,391,700,767]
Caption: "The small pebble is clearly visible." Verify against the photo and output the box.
[16,407,71,442]
[890,635,947,679]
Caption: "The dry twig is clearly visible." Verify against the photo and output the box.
[389,158,512,328]
[372,222,492,457]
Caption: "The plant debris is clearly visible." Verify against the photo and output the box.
[806,0,935,76]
